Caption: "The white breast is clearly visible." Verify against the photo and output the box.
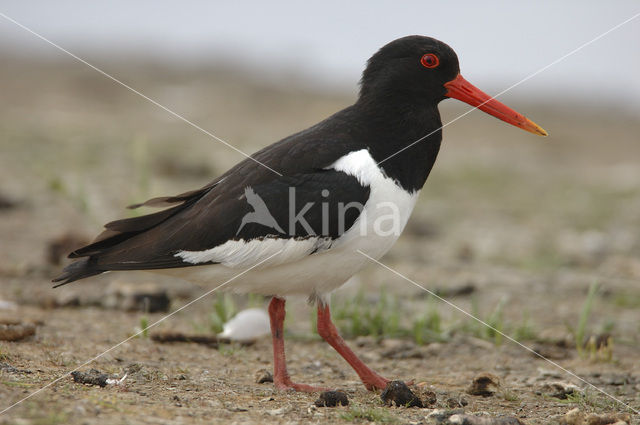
[165,149,418,296]
[328,149,418,252]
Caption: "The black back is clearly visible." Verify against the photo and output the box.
[53,36,461,285]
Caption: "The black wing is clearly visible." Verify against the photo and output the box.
[53,169,369,286]
[53,107,369,285]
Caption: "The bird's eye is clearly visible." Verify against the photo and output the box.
[420,53,439,69]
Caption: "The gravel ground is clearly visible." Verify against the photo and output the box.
[0,57,639,424]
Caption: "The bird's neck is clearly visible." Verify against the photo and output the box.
[352,98,443,193]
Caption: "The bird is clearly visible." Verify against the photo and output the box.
[54,35,547,392]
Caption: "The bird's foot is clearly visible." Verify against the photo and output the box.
[274,377,329,393]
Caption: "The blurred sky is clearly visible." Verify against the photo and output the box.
[1,1,639,109]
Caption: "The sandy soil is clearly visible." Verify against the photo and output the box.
[0,56,639,424]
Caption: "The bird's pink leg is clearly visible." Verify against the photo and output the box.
[268,297,326,392]
[316,302,389,391]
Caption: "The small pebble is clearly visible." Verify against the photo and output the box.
[414,385,437,407]
[0,323,36,341]
[560,407,631,425]
[0,193,18,210]
[71,369,110,387]
[447,414,524,425]
[445,396,469,408]
[539,381,581,399]
[254,368,273,384]
[0,362,32,374]
[426,409,466,423]
[314,390,349,407]
[0,300,18,310]
[467,373,500,397]
[381,380,423,408]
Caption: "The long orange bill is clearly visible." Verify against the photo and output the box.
[444,74,548,136]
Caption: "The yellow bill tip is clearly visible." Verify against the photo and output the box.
[525,118,549,137]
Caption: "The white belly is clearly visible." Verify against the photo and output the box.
[162,149,418,296]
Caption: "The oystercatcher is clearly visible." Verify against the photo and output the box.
[54,36,547,392]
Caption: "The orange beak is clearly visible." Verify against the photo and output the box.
[444,74,548,136]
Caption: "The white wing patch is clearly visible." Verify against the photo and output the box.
[173,148,418,294]
[175,237,332,268]
[328,149,386,187]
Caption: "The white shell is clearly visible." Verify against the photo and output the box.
[0,299,18,310]
[218,308,271,342]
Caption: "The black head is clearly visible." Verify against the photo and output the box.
[358,35,548,136]
[359,36,460,103]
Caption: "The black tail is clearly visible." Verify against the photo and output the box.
[52,258,104,287]
[51,182,217,287]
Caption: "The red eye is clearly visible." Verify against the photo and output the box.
[420,53,439,69]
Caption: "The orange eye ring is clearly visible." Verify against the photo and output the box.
[420,53,439,69]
